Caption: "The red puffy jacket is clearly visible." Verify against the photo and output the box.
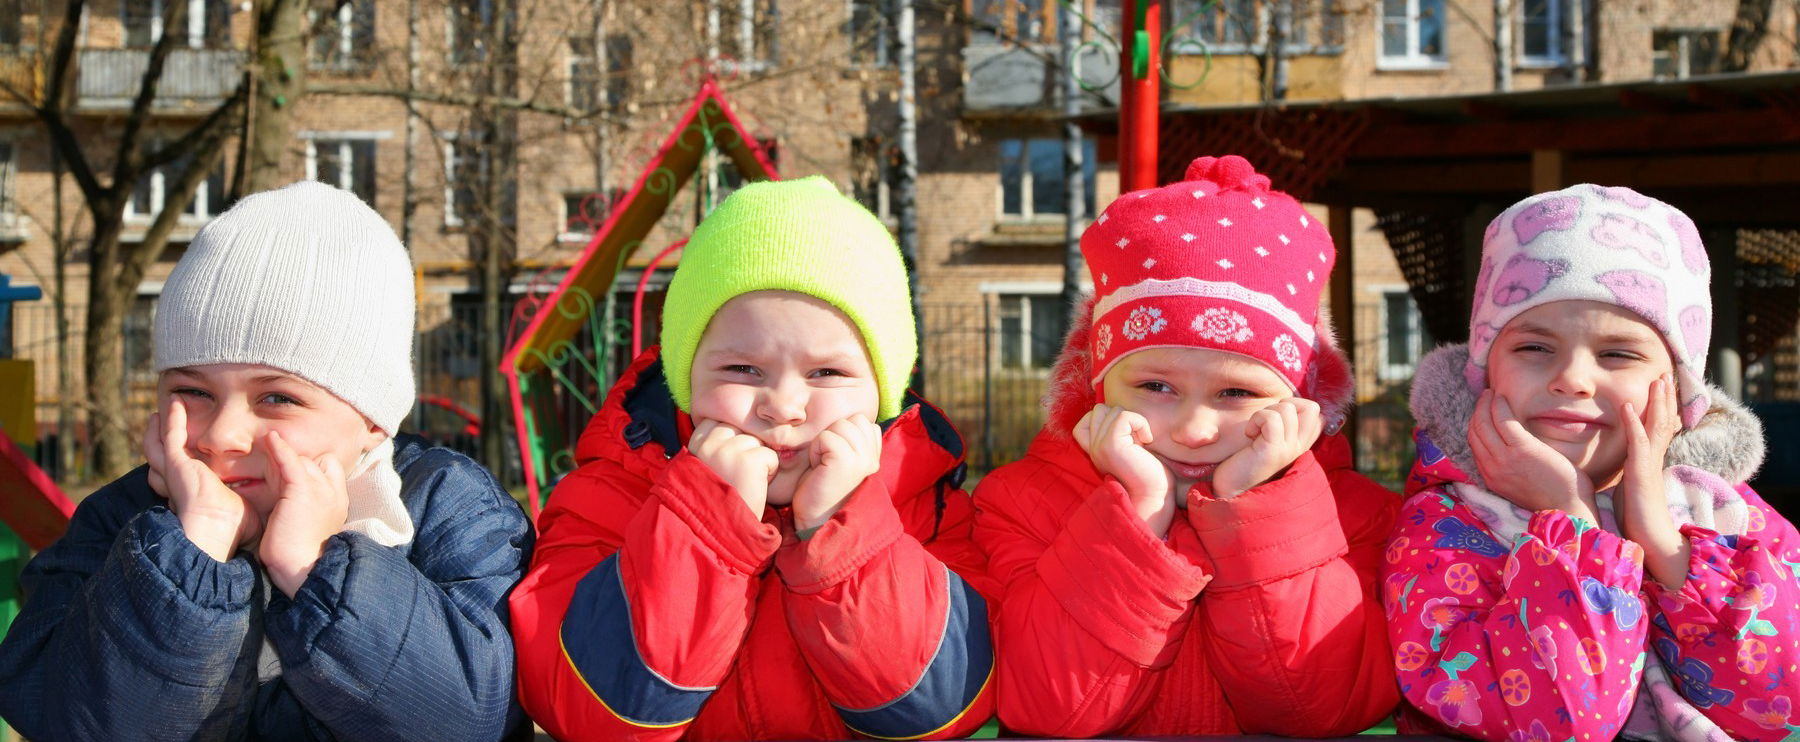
[972,299,1400,737]
[510,351,994,742]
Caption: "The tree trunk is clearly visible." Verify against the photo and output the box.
[896,0,922,392]
[1058,0,1083,329]
[84,216,132,478]
[1723,0,1773,72]
[1494,0,1513,91]
[245,0,309,192]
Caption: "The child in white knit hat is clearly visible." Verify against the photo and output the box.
[1386,184,1797,741]
[0,181,533,740]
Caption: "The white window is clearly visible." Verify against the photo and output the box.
[851,135,899,221]
[306,137,378,206]
[998,137,1096,222]
[1652,28,1721,80]
[848,0,893,67]
[1379,289,1431,380]
[1519,0,1560,65]
[561,190,618,242]
[310,0,375,71]
[715,0,779,73]
[568,36,601,111]
[125,146,226,223]
[995,292,1064,371]
[0,140,16,227]
[443,138,478,227]
[0,0,21,47]
[124,0,231,49]
[1379,0,1445,67]
[448,0,495,66]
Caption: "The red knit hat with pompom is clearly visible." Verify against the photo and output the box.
[1083,155,1336,396]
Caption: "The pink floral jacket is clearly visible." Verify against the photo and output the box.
[1384,345,1800,742]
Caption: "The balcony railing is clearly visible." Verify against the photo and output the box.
[77,48,243,108]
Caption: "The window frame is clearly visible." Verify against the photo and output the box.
[1377,286,1428,381]
[309,0,375,72]
[996,136,1097,224]
[847,0,894,68]
[988,287,1065,372]
[124,0,229,50]
[304,133,382,206]
[123,142,226,225]
[1376,0,1448,70]
[1517,0,1562,67]
[560,189,620,243]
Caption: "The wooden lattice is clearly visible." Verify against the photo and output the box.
[1156,106,1371,200]
[1377,208,1473,344]
[1737,229,1800,366]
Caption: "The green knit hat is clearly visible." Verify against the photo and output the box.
[662,176,917,420]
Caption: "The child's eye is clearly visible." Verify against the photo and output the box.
[1512,343,1551,354]
[1600,350,1646,361]
[810,368,848,378]
[171,387,212,400]
[1137,381,1172,394]
[1219,388,1255,399]
[260,392,302,406]
[722,364,759,376]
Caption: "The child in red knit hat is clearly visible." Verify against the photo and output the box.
[973,155,1401,737]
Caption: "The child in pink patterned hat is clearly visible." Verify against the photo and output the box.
[1386,184,1795,741]
[972,155,1401,737]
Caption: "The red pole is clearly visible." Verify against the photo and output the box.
[1119,0,1162,193]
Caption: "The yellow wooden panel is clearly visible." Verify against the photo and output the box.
[0,360,32,448]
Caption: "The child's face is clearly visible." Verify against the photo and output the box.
[1100,347,1295,492]
[1486,300,1675,485]
[157,364,385,515]
[689,291,881,504]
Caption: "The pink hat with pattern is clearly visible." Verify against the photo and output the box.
[1083,155,1336,394]
[1468,184,1713,427]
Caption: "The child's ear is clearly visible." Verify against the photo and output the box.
[361,419,389,450]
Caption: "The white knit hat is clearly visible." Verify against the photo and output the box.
[153,180,416,435]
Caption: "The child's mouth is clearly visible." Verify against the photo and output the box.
[222,477,264,492]
[1531,414,1606,437]
[1164,460,1218,481]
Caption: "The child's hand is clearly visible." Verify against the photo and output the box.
[1618,374,1688,589]
[1210,398,1324,499]
[791,415,882,533]
[1469,390,1599,524]
[1074,404,1175,537]
[144,398,261,562]
[690,419,779,518]
[258,431,351,598]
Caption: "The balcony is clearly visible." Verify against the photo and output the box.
[962,43,1118,116]
[77,48,243,110]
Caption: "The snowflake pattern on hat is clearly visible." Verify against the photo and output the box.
[1193,308,1254,343]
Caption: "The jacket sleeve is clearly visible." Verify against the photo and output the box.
[1641,485,1800,741]
[510,452,782,742]
[776,477,995,740]
[973,462,1213,737]
[1384,488,1648,742]
[260,456,532,742]
[0,476,261,741]
[1186,452,1401,736]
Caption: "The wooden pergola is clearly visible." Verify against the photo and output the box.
[1086,70,1800,402]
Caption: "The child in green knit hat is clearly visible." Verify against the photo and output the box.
[510,176,995,742]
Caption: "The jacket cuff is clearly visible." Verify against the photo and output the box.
[1522,510,1645,589]
[1187,452,1347,590]
[264,531,361,648]
[127,506,257,610]
[774,479,903,594]
[654,452,782,574]
[1038,480,1211,666]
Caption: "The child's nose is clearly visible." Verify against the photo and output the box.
[756,381,807,426]
[192,404,256,458]
[1168,405,1219,449]
[1548,357,1597,397]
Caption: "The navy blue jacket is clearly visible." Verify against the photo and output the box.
[0,434,533,741]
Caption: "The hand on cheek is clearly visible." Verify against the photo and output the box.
[689,419,779,519]
[791,415,882,533]
[258,430,351,598]
[1074,404,1175,537]
[144,398,262,562]
[1617,374,1688,590]
[1469,390,1598,524]
[1210,398,1323,499]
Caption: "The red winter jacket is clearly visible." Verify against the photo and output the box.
[510,351,994,742]
[972,298,1400,737]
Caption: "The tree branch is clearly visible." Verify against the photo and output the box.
[112,0,194,187]
[305,80,625,122]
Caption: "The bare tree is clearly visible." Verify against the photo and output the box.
[1723,0,1774,71]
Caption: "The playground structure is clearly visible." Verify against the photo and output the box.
[500,79,780,513]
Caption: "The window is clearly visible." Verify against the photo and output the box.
[441,137,515,228]
[999,137,1096,221]
[1518,0,1559,64]
[310,0,375,71]
[0,140,15,227]
[568,36,601,111]
[1379,0,1445,66]
[1380,289,1432,379]
[562,189,621,242]
[307,138,378,206]
[604,34,633,107]
[124,0,231,49]
[126,148,226,223]
[125,295,159,384]
[1168,0,1342,53]
[848,0,893,67]
[997,293,1063,370]
[717,0,779,72]
[711,137,778,205]
[1653,29,1721,80]
[1174,0,1258,49]
[970,0,1051,45]
[0,0,20,47]
[851,135,901,221]
[448,0,495,66]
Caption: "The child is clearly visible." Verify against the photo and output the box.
[509,177,994,742]
[973,155,1401,737]
[1386,184,1797,741]
[0,181,534,740]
